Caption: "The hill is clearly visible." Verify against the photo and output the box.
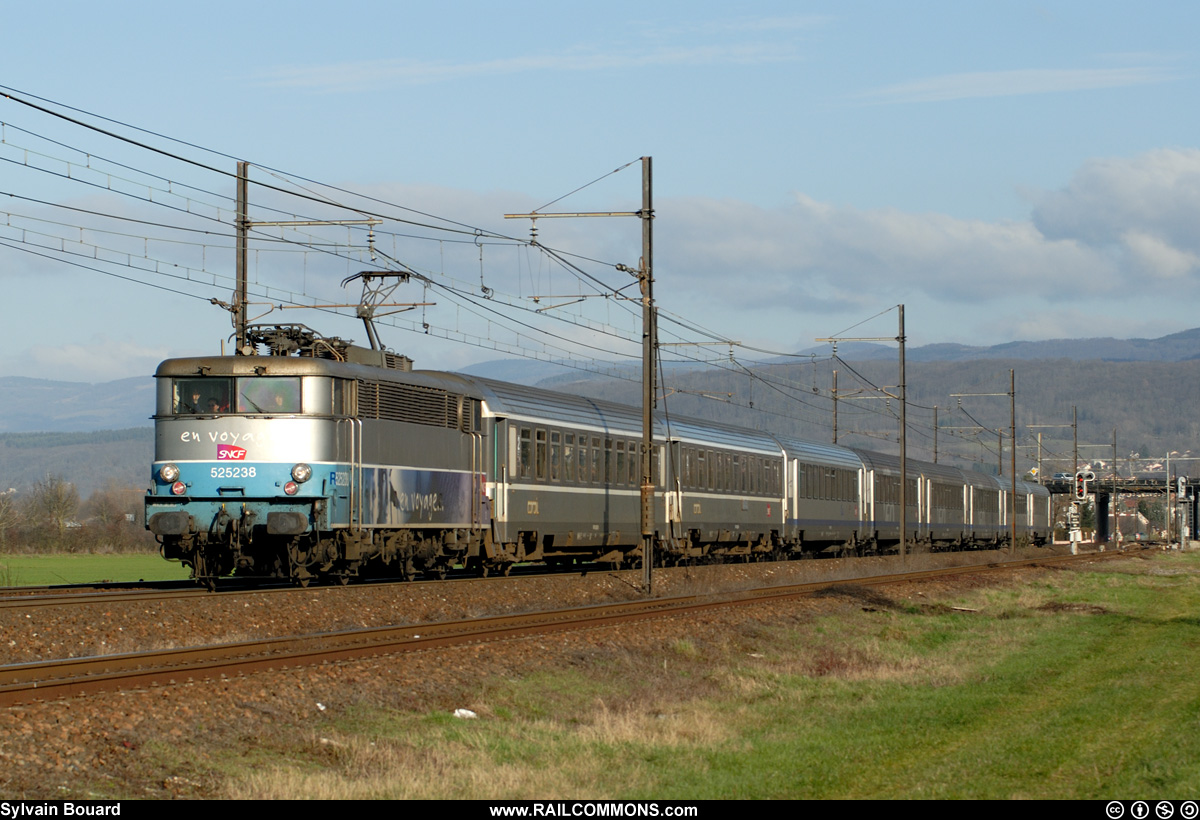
[0,428,153,498]
[4,328,1200,496]
[545,357,1198,472]
[0,377,153,433]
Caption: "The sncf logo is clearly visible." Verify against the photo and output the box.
[216,444,247,461]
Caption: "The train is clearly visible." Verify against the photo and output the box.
[145,324,1052,587]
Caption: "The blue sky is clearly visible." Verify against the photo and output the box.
[2,1,1198,382]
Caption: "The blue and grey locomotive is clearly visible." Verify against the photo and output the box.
[146,325,1051,586]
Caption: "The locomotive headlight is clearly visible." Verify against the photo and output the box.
[171,481,187,496]
[160,463,180,483]
[283,481,299,496]
[291,463,313,483]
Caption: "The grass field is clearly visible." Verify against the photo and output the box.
[0,552,191,586]
[217,549,1200,800]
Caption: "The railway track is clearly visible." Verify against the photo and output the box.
[0,561,600,613]
[0,557,615,610]
[0,548,1128,707]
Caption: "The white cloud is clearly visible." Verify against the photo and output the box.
[657,193,1112,311]
[258,42,799,92]
[343,149,1200,351]
[650,14,829,38]
[1122,230,1200,279]
[1032,148,1200,250]
[857,66,1175,104]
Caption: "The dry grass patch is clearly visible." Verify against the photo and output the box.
[576,699,731,748]
[225,733,584,799]
[222,694,735,800]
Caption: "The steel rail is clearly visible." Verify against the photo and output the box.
[0,549,1130,707]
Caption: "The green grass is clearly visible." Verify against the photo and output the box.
[159,551,1200,798]
[0,552,191,585]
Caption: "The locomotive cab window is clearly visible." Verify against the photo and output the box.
[238,377,301,414]
[173,378,232,414]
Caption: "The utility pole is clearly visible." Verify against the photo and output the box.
[817,304,906,558]
[1167,450,1172,544]
[1037,433,1043,485]
[951,368,1017,552]
[639,157,655,594]
[899,306,907,558]
[230,161,380,355]
[506,157,657,592]
[235,161,249,353]
[1113,429,1119,545]
[832,369,838,445]
[1010,368,1016,553]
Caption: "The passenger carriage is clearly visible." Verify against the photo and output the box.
[776,436,863,555]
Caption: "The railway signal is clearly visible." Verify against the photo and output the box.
[1074,469,1095,500]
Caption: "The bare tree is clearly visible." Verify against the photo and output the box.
[29,474,80,539]
[85,480,142,527]
[0,490,22,546]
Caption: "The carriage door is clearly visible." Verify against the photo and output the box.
[787,458,798,529]
[335,416,361,530]
[664,441,683,534]
[490,417,509,542]
[467,398,484,531]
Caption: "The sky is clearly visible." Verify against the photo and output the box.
[2,0,1199,384]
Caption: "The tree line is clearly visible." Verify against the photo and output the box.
[0,475,156,554]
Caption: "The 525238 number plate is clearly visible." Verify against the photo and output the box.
[211,466,257,479]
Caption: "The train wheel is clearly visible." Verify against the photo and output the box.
[193,553,217,591]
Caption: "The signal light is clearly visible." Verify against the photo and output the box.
[1074,471,1087,500]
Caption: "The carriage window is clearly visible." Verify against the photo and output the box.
[564,434,576,482]
[550,431,561,481]
[535,429,547,480]
[172,378,233,415]
[591,437,602,483]
[518,428,532,479]
[238,377,301,414]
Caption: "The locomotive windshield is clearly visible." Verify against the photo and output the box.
[171,377,301,415]
[236,377,301,413]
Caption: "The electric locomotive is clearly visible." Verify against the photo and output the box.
[146,325,488,586]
